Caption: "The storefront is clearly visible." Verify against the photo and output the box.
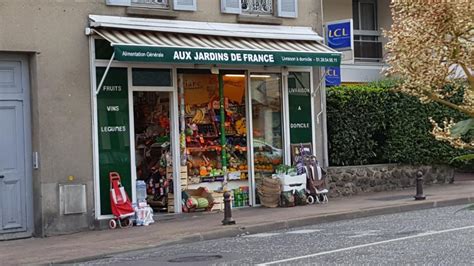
[87,15,340,219]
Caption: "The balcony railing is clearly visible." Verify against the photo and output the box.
[242,0,273,15]
[131,0,169,9]
[353,30,383,62]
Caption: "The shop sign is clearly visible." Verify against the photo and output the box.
[326,20,353,50]
[113,45,341,67]
[96,67,132,216]
[325,66,341,87]
[288,72,313,144]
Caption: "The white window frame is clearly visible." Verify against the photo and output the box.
[354,0,378,31]
[276,0,298,18]
[173,0,197,11]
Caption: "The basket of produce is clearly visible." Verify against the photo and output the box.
[182,187,215,212]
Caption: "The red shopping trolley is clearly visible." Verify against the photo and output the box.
[108,172,135,229]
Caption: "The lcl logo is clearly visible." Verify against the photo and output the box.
[328,28,349,38]
[326,68,338,76]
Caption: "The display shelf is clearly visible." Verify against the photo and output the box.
[189,174,224,178]
[187,146,221,152]
[229,178,248,181]
[188,175,248,183]
[254,169,275,173]
[200,176,225,182]
[187,179,249,191]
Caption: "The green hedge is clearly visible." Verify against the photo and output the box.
[326,84,472,167]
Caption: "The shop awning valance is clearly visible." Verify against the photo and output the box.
[89,15,341,67]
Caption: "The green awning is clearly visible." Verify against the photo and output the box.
[92,28,341,67]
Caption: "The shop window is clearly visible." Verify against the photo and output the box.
[178,69,250,208]
[250,73,283,204]
[132,68,172,87]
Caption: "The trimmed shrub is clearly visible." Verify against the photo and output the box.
[326,84,472,167]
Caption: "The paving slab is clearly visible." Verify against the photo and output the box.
[0,181,472,265]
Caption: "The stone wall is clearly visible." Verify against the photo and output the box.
[326,164,454,197]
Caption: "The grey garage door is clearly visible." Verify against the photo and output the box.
[0,58,31,237]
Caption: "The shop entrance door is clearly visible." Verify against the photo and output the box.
[0,57,32,238]
[132,91,176,213]
[249,73,284,206]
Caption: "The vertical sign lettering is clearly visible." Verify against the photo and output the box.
[288,72,313,146]
[96,67,131,215]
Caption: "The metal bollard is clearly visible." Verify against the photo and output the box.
[414,170,426,200]
[222,191,236,225]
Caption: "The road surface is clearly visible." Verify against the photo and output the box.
[79,204,474,265]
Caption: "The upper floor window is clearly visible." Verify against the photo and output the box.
[221,0,297,18]
[352,0,382,62]
[353,0,377,30]
[242,0,273,15]
[106,0,196,11]
[131,0,169,9]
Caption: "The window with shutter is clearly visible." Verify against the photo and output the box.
[173,0,197,11]
[106,0,131,6]
[276,0,297,18]
[221,0,242,14]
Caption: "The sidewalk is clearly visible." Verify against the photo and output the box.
[1,181,473,265]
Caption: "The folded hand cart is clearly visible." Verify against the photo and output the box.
[109,172,135,229]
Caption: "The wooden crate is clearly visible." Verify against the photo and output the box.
[180,166,188,189]
[166,166,189,189]
[211,202,224,211]
[168,193,174,213]
[211,191,224,211]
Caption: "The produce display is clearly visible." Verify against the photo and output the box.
[179,73,250,210]
[182,187,215,212]
[254,153,282,172]
[183,97,249,183]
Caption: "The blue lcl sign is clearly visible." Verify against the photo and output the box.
[325,66,341,87]
[326,20,353,50]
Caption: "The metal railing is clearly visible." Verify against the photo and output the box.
[242,0,273,14]
[131,0,169,8]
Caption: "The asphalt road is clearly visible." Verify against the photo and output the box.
[78,204,474,265]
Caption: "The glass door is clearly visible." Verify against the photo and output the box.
[178,69,251,208]
[250,73,284,205]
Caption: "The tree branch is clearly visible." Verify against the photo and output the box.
[458,63,474,92]
[425,92,474,117]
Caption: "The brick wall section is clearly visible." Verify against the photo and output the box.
[327,164,454,197]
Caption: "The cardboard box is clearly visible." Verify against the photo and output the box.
[211,202,224,211]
